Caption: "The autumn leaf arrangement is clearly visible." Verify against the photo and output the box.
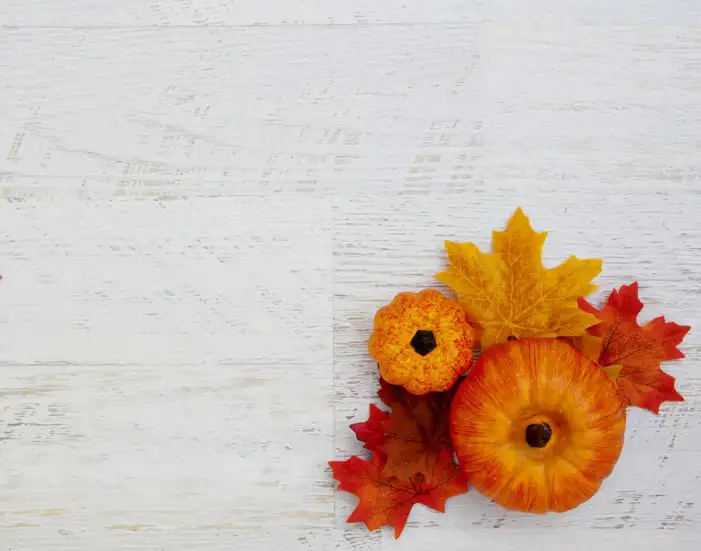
[329,207,691,539]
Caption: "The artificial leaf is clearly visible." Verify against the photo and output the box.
[602,364,623,381]
[436,208,602,347]
[350,404,389,456]
[329,450,468,539]
[376,378,454,479]
[578,282,691,414]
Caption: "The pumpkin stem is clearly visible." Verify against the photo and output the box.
[525,423,552,448]
[410,330,437,356]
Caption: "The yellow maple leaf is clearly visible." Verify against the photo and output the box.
[435,208,602,348]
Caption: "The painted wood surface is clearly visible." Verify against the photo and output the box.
[1,1,700,549]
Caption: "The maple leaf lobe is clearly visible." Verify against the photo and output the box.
[350,404,389,454]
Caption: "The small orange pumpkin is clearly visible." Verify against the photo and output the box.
[450,338,625,513]
[368,289,474,395]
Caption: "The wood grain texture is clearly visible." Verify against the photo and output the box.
[1,0,699,26]
[1,0,700,549]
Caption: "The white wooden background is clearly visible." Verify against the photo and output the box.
[1,1,700,549]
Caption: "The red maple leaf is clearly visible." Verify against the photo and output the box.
[350,404,389,457]
[329,450,468,539]
[578,282,691,414]
[350,379,455,479]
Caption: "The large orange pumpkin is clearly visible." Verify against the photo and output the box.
[450,338,625,513]
[369,289,474,395]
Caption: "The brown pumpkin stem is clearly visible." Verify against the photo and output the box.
[525,423,552,448]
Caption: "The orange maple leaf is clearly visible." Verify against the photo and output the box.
[329,450,468,539]
[578,282,691,414]
[351,379,454,479]
[435,207,602,347]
